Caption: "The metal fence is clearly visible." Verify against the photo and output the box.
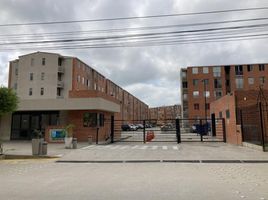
[239,103,268,151]
[110,117,226,143]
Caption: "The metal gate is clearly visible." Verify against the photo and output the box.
[110,117,226,143]
[239,103,268,151]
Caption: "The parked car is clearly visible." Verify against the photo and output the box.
[129,124,138,131]
[136,124,144,129]
[121,124,131,131]
[145,124,152,128]
[160,123,174,131]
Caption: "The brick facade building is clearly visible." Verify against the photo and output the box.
[181,64,268,122]
[0,52,149,142]
[149,105,181,125]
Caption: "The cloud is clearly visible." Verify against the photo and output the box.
[0,0,268,107]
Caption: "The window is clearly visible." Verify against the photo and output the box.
[235,65,243,75]
[235,78,244,89]
[193,91,199,98]
[248,77,254,85]
[219,111,223,118]
[58,57,62,66]
[40,88,44,96]
[205,103,210,110]
[77,75,80,83]
[192,68,198,74]
[259,64,265,71]
[203,91,210,98]
[214,90,223,99]
[82,77,85,85]
[41,72,45,80]
[213,67,221,77]
[83,113,97,127]
[194,104,199,110]
[87,79,90,88]
[29,73,33,81]
[182,81,188,88]
[260,77,265,85]
[214,79,222,88]
[203,67,209,74]
[181,71,187,78]
[29,88,32,96]
[57,88,61,97]
[247,65,253,72]
[31,58,34,66]
[193,79,198,86]
[183,94,188,100]
[203,79,209,85]
[15,68,18,75]
[42,58,46,66]
[94,83,97,90]
[99,113,104,127]
[226,109,230,119]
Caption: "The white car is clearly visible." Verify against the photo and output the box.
[129,124,138,131]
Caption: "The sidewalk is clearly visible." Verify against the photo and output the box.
[2,141,268,162]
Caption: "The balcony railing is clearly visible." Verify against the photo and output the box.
[57,81,64,88]
[58,66,64,73]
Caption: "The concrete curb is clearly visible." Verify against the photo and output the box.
[1,154,62,160]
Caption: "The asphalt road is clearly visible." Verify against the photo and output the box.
[0,159,268,200]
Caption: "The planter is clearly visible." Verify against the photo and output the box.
[65,137,73,149]
[32,138,42,155]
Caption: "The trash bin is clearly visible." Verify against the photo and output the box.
[72,138,77,149]
[88,136,92,145]
[42,141,47,155]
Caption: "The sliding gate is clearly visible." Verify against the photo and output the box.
[110,117,226,143]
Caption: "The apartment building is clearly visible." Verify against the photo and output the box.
[149,105,181,125]
[0,52,149,142]
[181,64,268,121]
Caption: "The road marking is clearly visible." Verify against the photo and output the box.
[81,145,95,150]
[110,145,120,149]
[120,145,129,149]
[172,146,179,150]
[139,146,148,150]
[162,146,168,150]
[131,145,139,149]
[152,146,158,150]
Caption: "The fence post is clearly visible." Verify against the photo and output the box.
[143,120,146,143]
[259,103,265,152]
[199,119,203,142]
[211,114,216,136]
[111,115,114,144]
[96,127,99,144]
[222,118,226,143]
[176,118,181,143]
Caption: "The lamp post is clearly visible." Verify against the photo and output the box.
[202,79,208,123]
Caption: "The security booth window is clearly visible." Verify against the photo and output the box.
[83,113,97,127]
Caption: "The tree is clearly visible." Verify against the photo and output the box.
[0,86,18,116]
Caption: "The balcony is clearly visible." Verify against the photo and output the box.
[58,66,64,73]
[57,81,64,88]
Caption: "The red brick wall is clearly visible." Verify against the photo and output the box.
[210,94,242,145]
[68,110,112,142]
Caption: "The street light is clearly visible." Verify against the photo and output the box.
[202,79,208,123]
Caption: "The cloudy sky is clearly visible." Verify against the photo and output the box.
[0,0,268,107]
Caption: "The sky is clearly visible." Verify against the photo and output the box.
[0,0,268,107]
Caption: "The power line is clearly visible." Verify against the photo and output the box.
[1,16,268,39]
[1,6,268,27]
[2,23,268,46]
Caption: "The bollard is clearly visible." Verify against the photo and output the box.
[72,138,77,149]
[42,141,47,155]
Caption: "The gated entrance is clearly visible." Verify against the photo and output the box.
[110,117,226,143]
